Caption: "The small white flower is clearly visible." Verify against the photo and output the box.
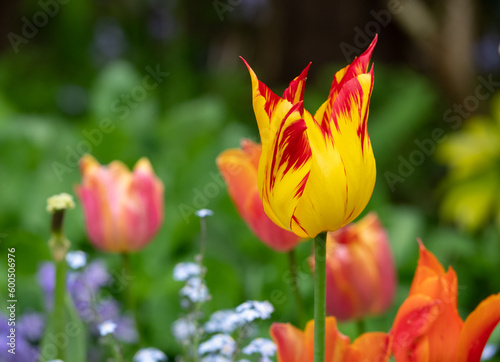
[65,251,87,269]
[204,310,241,334]
[235,301,274,323]
[195,209,214,218]
[173,262,201,281]
[133,347,168,362]
[172,318,196,343]
[46,193,75,213]
[180,277,210,304]
[482,344,498,361]
[98,320,117,336]
[200,356,231,362]
[242,338,276,359]
[199,334,236,357]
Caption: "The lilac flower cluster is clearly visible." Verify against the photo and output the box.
[0,312,45,362]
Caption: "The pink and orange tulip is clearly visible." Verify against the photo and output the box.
[270,317,389,362]
[242,36,377,238]
[389,241,500,361]
[217,139,302,251]
[310,212,396,321]
[75,154,164,252]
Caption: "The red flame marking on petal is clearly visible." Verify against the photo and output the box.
[269,103,312,190]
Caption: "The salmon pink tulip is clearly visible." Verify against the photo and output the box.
[76,154,164,252]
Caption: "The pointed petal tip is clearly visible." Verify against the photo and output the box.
[79,154,100,174]
[240,56,252,71]
[134,157,154,173]
[359,35,377,64]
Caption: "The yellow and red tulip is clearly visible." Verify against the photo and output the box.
[389,241,500,361]
[217,139,302,251]
[310,212,396,321]
[75,154,164,252]
[270,316,389,362]
[242,35,377,238]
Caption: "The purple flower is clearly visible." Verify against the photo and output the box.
[37,262,55,309]
[0,314,39,362]
[115,315,139,344]
[83,260,112,291]
[18,312,45,342]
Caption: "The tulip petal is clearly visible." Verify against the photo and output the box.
[329,71,376,225]
[292,72,375,237]
[345,332,390,362]
[283,63,311,105]
[125,159,164,250]
[323,235,379,320]
[457,293,500,362]
[259,102,313,236]
[270,323,308,362]
[241,57,285,145]
[315,35,377,133]
[303,317,350,361]
[390,295,441,361]
[415,271,463,361]
[410,240,446,294]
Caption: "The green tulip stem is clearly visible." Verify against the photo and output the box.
[314,232,327,362]
[121,252,143,345]
[288,249,305,327]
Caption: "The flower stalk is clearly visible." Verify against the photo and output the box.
[314,232,327,362]
[121,252,143,345]
[46,193,75,360]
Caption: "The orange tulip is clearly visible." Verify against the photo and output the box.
[389,241,500,361]
[217,139,302,251]
[270,316,390,362]
[75,154,164,252]
[309,212,396,321]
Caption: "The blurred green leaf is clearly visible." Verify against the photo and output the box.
[39,294,86,362]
